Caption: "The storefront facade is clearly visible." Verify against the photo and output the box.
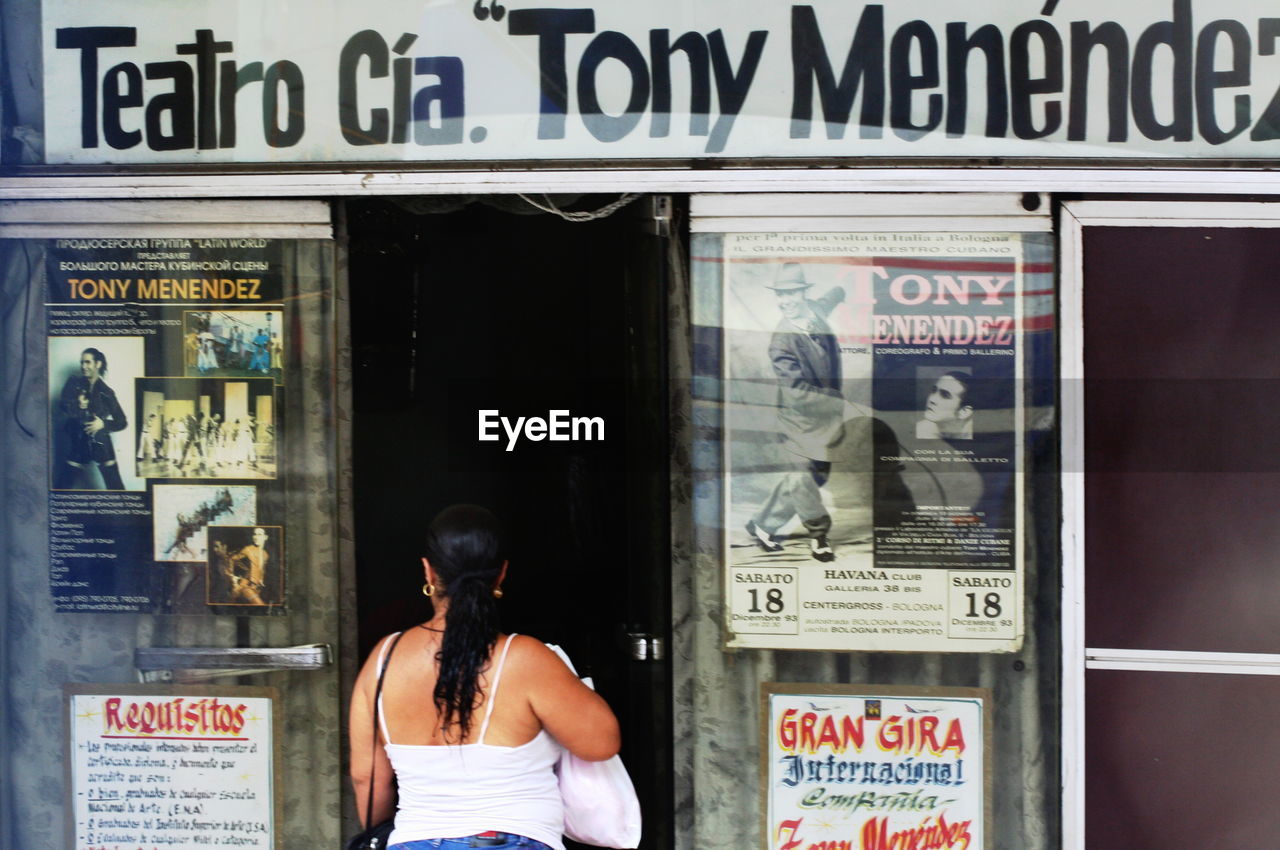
[4,2,1280,849]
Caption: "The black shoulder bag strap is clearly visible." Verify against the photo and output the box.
[365,630,405,827]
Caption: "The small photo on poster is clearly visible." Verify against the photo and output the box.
[915,366,974,441]
[152,484,258,562]
[48,336,146,491]
[206,525,283,608]
[183,309,283,385]
[134,377,277,479]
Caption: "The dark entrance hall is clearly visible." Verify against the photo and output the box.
[346,196,672,848]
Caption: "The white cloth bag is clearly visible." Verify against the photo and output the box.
[545,644,642,849]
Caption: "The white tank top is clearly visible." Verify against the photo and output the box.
[378,633,565,850]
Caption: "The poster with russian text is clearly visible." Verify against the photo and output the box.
[67,685,278,850]
[723,231,1046,652]
[47,238,288,614]
[762,685,989,850]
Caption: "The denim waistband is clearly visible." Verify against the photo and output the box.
[390,833,552,850]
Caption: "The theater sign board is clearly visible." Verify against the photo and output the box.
[37,0,1280,164]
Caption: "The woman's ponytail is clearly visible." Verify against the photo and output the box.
[422,505,506,741]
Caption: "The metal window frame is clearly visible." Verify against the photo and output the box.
[0,199,332,237]
[1059,200,1280,850]
[688,190,1053,232]
[6,167,1280,201]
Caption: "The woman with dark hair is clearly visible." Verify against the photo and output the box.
[349,505,620,850]
[54,347,127,490]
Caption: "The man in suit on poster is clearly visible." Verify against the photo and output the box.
[746,263,848,563]
[221,526,272,605]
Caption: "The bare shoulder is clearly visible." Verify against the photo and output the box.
[355,632,404,689]
[370,630,405,660]
[501,635,575,679]
[503,636,619,761]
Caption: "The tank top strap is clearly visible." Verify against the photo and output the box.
[478,633,518,744]
[375,631,401,744]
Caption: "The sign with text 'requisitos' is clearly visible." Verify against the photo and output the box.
[66,685,279,850]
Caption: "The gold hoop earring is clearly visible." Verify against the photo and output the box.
[492,587,503,599]
[423,583,435,598]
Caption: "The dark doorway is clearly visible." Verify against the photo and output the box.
[346,196,672,849]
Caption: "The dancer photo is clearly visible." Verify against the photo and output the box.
[134,377,278,480]
[743,263,849,563]
[183,309,284,384]
[48,337,144,491]
[207,525,283,607]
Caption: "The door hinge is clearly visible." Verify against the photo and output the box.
[641,195,673,238]
[625,632,666,662]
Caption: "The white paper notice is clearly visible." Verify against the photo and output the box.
[764,687,987,850]
[69,690,274,849]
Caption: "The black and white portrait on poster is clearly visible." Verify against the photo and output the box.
[48,336,145,491]
[717,232,1049,653]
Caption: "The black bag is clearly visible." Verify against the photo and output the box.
[345,819,394,850]
[347,632,405,850]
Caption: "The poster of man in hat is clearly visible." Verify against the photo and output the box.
[722,253,891,605]
[744,262,853,563]
[716,230,1039,653]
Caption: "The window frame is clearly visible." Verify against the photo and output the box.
[1059,200,1280,849]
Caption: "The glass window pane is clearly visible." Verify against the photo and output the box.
[680,228,1059,849]
[1086,669,1280,846]
[1084,227,1280,652]
[0,232,342,847]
